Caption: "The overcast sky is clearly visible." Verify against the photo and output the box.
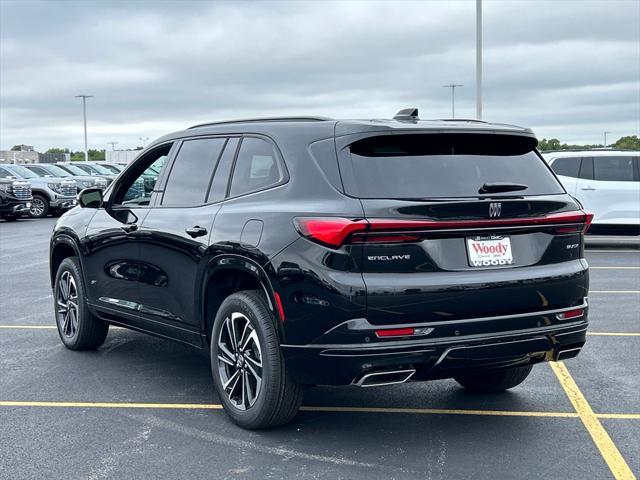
[1,0,639,151]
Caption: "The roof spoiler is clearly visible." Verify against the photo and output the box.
[393,108,420,122]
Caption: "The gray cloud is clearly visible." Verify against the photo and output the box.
[1,0,639,151]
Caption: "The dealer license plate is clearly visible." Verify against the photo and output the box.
[466,236,513,267]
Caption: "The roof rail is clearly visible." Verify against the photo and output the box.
[437,118,488,124]
[188,116,333,129]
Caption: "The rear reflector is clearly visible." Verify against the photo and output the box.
[556,308,584,320]
[274,292,286,322]
[375,328,415,338]
[294,210,593,248]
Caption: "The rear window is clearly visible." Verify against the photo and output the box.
[341,134,564,198]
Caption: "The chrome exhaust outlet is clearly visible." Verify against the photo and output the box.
[353,369,416,387]
[555,347,582,361]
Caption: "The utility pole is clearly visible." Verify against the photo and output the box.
[75,94,93,161]
[442,84,464,118]
[107,142,118,151]
[139,137,149,148]
[603,131,611,148]
[476,0,483,120]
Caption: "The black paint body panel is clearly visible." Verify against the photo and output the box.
[50,118,590,385]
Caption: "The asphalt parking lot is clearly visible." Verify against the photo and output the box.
[1,218,638,480]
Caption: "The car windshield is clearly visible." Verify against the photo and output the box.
[58,164,90,176]
[87,164,113,175]
[6,165,38,179]
[98,163,122,174]
[73,164,101,175]
[42,165,73,177]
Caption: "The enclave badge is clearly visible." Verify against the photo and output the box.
[489,202,502,218]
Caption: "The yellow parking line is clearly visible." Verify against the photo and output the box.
[0,400,577,418]
[1,401,636,421]
[588,332,640,337]
[597,413,640,420]
[299,405,578,418]
[550,362,636,480]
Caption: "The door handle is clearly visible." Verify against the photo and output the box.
[580,186,596,191]
[185,226,208,238]
[120,223,138,233]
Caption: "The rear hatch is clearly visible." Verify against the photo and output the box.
[338,132,590,326]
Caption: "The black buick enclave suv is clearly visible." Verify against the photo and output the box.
[50,110,591,429]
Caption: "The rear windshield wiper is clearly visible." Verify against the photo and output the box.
[479,182,528,194]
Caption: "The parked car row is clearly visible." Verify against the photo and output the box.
[0,161,135,220]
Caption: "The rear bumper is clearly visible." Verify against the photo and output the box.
[282,304,588,385]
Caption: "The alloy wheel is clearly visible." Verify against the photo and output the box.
[216,312,263,410]
[56,271,78,338]
[30,197,45,217]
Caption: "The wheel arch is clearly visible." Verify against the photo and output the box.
[201,254,285,345]
[50,235,82,288]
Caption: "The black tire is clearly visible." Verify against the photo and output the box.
[30,193,50,218]
[54,257,109,350]
[210,290,303,429]
[454,364,534,393]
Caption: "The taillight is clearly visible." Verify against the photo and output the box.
[293,217,367,248]
[294,210,594,248]
[583,212,594,233]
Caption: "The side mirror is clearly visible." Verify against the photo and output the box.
[77,187,103,208]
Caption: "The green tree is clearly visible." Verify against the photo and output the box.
[537,138,562,151]
[10,145,22,151]
[613,135,640,150]
[69,149,106,161]
[46,147,70,154]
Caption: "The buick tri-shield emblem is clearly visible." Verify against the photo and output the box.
[489,202,502,218]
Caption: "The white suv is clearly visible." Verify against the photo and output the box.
[544,150,639,235]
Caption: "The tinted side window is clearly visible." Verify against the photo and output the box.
[551,157,580,178]
[162,138,225,206]
[229,137,283,197]
[0,167,14,179]
[594,156,635,182]
[207,137,239,203]
[114,145,172,206]
[578,158,594,180]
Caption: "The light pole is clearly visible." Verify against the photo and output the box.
[442,84,464,118]
[476,0,483,120]
[107,142,118,151]
[603,131,611,148]
[75,94,93,161]
[139,137,149,148]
